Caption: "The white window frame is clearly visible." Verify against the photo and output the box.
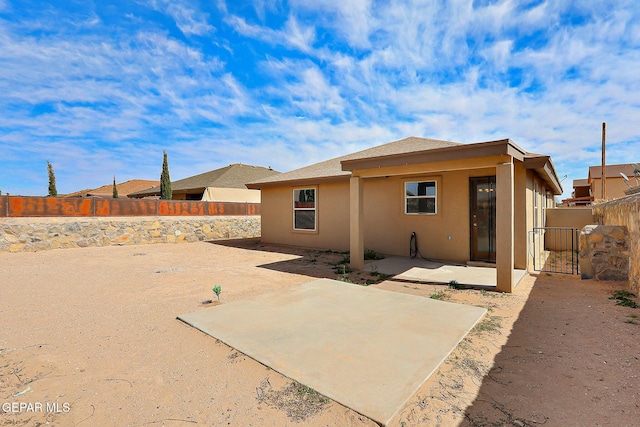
[293,188,316,231]
[404,180,437,215]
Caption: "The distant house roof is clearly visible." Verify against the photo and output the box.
[588,163,638,180]
[64,180,160,198]
[573,179,589,188]
[247,136,562,195]
[128,164,280,198]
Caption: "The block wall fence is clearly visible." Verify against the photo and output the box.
[0,216,260,253]
[592,193,640,293]
[0,195,260,217]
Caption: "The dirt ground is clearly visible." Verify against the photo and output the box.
[1,239,638,426]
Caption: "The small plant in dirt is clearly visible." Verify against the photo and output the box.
[474,315,502,333]
[333,263,352,275]
[430,290,446,300]
[369,271,394,282]
[330,253,350,266]
[609,290,638,308]
[448,279,463,289]
[295,384,328,403]
[257,379,329,422]
[337,275,353,283]
[364,249,384,260]
[212,285,222,302]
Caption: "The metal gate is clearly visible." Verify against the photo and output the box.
[529,227,579,274]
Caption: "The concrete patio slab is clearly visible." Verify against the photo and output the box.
[364,256,527,288]
[363,256,444,275]
[396,266,527,288]
[178,279,486,426]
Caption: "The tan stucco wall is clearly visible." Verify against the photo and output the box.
[591,177,631,201]
[361,169,496,262]
[202,188,261,203]
[260,158,557,272]
[546,207,594,229]
[524,171,557,268]
[544,207,594,251]
[262,167,498,262]
[260,182,350,251]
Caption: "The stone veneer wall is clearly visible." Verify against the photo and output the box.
[578,225,629,282]
[592,193,640,293]
[0,216,260,253]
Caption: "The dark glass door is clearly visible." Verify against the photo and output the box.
[470,176,496,262]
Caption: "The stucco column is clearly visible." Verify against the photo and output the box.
[513,161,528,270]
[496,161,515,293]
[349,175,364,270]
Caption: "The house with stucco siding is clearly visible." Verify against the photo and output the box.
[248,137,562,292]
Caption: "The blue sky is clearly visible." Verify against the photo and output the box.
[1,0,639,198]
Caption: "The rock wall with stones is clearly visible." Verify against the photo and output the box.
[0,216,260,253]
[592,193,640,293]
[579,225,630,284]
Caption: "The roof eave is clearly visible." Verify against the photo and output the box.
[247,174,350,189]
[341,139,526,171]
[524,155,563,195]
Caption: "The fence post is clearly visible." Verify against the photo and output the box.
[156,199,159,216]
[5,194,8,217]
[572,228,577,275]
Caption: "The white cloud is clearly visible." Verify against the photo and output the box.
[0,11,255,194]
[251,0,281,21]
[226,14,315,52]
[148,0,215,36]
[292,0,374,48]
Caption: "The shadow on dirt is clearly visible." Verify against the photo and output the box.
[207,238,370,282]
[461,274,639,426]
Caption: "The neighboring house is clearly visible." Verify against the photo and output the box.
[64,180,160,198]
[564,163,640,206]
[587,163,640,201]
[567,178,592,206]
[248,136,562,293]
[128,163,280,202]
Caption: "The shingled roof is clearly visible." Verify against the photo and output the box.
[588,163,639,179]
[64,180,160,198]
[247,137,462,187]
[248,136,563,194]
[128,164,280,198]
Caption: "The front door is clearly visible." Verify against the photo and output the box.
[470,176,496,262]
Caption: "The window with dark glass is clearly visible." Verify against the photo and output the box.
[293,188,316,230]
[405,181,436,214]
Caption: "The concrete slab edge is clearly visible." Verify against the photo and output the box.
[178,301,488,427]
[176,313,382,425]
[381,307,487,426]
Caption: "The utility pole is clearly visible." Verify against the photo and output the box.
[601,122,606,200]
